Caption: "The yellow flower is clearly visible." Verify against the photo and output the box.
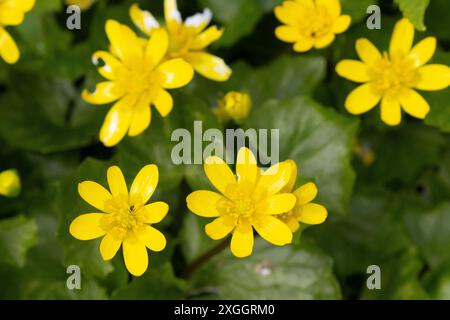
[186,147,296,258]
[336,18,450,126]
[69,165,168,276]
[65,0,96,11]
[214,91,252,124]
[129,0,232,81]
[274,0,351,52]
[277,160,327,232]
[0,169,21,197]
[82,20,194,147]
[0,0,35,64]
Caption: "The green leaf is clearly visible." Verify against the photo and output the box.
[424,51,450,133]
[340,0,375,24]
[405,202,450,269]
[394,0,430,31]
[200,0,264,47]
[190,55,326,109]
[0,215,37,267]
[257,0,282,12]
[112,263,187,299]
[0,186,109,299]
[189,238,341,299]
[246,96,358,214]
[361,247,429,299]
[180,213,216,264]
[357,123,446,184]
[309,192,411,277]
[0,75,97,154]
[426,0,450,41]
[56,158,115,279]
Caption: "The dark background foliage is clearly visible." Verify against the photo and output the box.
[0,0,449,299]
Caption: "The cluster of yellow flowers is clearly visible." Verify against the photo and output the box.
[82,0,232,147]
[187,147,327,258]
[58,0,450,277]
[2,0,449,277]
[275,0,450,125]
[70,147,327,275]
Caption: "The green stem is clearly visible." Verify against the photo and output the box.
[183,238,230,278]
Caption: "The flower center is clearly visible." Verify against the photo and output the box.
[297,5,333,38]
[369,52,419,97]
[103,195,144,239]
[167,24,196,58]
[116,58,163,97]
[216,183,256,224]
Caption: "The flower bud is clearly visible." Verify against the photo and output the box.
[215,91,252,124]
[0,169,21,198]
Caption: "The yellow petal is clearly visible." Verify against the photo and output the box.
[0,6,24,26]
[205,216,235,240]
[145,27,168,67]
[82,81,124,105]
[187,190,223,217]
[409,37,436,68]
[164,0,182,28]
[92,51,123,81]
[0,28,19,64]
[137,201,169,224]
[153,88,173,117]
[253,215,292,246]
[336,60,370,83]
[190,26,224,50]
[107,166,128,198]
[184,8,212,33]
[157,58,194,89]
[283,215,300,233]
[293,182,318,206]
[399,88,430,119]
[129,3,160,36]
[345,83,381,115]
[123,236,148,276]
[332,15,351,34]
[389,18,414,57]
[105,19,142,62]
[78,181,112,212]
[314,33,335,49]
[293,37,314,52]
[415,64,450,91]
[236,147,258,187]
[128,103,151,137]
[69,213,106,240]
[100,232,122,260]
[381,96,401,126]
[99,97,134,147]
[256,193,296,215]
[316,0,341,18]
[274,1,303,25]
[297,203,328,224]
[130,164,159,205]
[230,224,253,258]
[9,0,35,11]
[184,52,231,82]
[281,160,297,193]
[253,162,291,200]
[275,25,300,43]
[138,225,166,252]
[204,156,237,195]
[356,38,381,65]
